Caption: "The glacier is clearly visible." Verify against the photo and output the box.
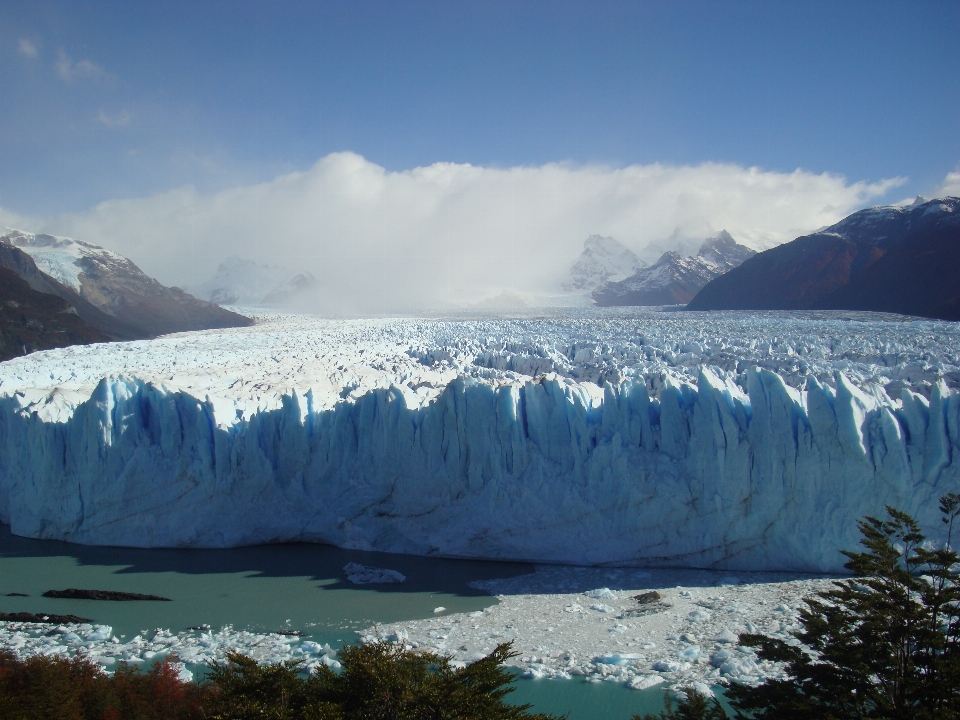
[0,308,958,572]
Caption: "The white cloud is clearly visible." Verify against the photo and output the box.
[98,110,132,128]
[18,38,38,58]
[56,49,109,82]
[0,206,42,233]
[934,170,960,199]
[41,153,902,314]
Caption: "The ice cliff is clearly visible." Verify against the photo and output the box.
[0,310,957,573]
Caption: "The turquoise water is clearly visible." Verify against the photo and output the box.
[0,525,688,718]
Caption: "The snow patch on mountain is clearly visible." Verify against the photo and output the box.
[1,230,132,293]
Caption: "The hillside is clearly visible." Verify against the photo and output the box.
[687,197,960,319]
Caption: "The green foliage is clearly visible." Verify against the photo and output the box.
[309,640,562,720]
[727,498,960,719]
[634,687,727,720]
[202,651,340,719]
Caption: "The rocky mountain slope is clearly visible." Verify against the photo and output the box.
[0,265,108,361]
[564,235,644,292]
[188,256,318,308]
[1,230,252,338]
[687,197,960,320]
[592,230,755,306]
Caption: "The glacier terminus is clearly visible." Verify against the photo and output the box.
[0,308,957,573]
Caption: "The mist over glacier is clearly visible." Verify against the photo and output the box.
[0,309,956,573]
[32,153,902,315]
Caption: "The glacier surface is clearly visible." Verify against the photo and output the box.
[0,308,958,572]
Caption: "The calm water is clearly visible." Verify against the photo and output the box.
[0,524,699,718]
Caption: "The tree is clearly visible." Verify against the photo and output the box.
[727,494,960,719]
[635,687,728,720]
[308,640,562,720]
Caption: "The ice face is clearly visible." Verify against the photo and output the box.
[0,308,957,572]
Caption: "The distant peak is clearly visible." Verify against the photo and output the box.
[911,195,927,205]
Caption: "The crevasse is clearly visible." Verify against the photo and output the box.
[0,367,956,573]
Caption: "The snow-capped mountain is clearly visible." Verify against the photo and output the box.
[563,235,645,292]
[688,196,960,319]
[592,230,755,306]
[0,229,252,339]
[188,256,318,308]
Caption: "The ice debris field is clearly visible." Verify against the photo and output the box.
[0,308,958,573]
[363,565,837,694]
[0,620,342,681]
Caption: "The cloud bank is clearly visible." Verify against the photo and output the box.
[935,171,960,199]
[36,153,901,314]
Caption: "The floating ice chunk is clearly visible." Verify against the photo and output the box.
[652,660,688,673]
[319,655,341,669]
[687,681,714,698]
[433,607,446,613]
[85,626,112,642]
[719,657,760,678]
[687,609,711,622]
[585,588,617,600]
[563,603,583,613]
[710,648,734,667]
[717,577,741,586]
[595,653,643,665]
[679,646,701,660]
[628,674,666,690]
[590,603,616,613]
[714,629,738,643]
[343,562,406,584]
[169,662,193,683]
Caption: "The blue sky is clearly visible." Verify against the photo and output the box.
[3,0,959,218]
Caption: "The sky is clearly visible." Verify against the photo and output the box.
[1,1,959,309]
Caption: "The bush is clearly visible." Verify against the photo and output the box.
[0,651,204,719]
[634,687,727,720]
[308,640,560,719]
[0,641,560,719]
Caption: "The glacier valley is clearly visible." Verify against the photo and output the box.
[0,308,958,573]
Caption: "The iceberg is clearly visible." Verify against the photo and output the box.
[0,309,957,572]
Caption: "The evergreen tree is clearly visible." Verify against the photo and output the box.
[309,640,562,720]
[727,494,960,719]
[635,687,727,720]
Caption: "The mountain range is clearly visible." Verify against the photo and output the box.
[0,229,252,360]
[687,197,960,320]
[592,230,756,306]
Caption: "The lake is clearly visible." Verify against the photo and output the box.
[0,524,682,718]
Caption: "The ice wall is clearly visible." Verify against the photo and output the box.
[1,366,956,572]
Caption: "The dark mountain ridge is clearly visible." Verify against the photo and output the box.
[687,197,960,320]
